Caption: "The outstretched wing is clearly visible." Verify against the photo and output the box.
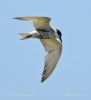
[40,38,62,82]
[13,16,51,29]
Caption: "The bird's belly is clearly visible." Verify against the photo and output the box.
[36,28,55,39]
[37,32,51,39]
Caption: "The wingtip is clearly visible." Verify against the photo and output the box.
[41,75,47,83]
[13,17,24,20]
[13,17,20,20]
[41,80,43,83]
[41,79,44,83]
[13,17,16,19]
[41,75,45,83]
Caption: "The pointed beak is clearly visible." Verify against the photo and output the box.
[59,37,62,43]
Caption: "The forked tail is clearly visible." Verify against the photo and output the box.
[19,33,33,40]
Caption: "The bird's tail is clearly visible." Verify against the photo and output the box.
[19,32,33,40]
[19,31,36,40]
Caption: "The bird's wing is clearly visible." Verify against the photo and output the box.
[40,38,62,82]
[13,16,51,29]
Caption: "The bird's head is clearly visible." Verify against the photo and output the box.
[56,29,62,43]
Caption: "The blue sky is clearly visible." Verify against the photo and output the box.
[0,0,91,100]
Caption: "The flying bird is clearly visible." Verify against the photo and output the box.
[14,16,62,82]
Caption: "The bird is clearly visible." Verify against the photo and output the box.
[13,16,62,82]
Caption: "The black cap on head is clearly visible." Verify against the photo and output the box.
[56,29,62,42]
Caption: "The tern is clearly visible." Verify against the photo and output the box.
[14,16,62,82]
